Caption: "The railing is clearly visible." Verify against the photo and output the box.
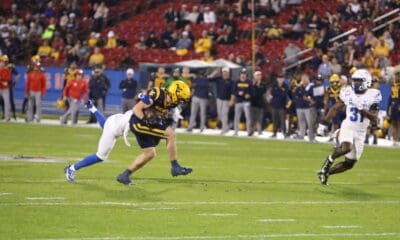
[283,8,400,72]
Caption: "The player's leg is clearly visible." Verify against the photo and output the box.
[318,127,353,185]
[220,100,230,134]
[199,98,207,131]
[326,132,363,177]
[85,99,106,128]
[187,96,200,131]
[242,102,252,136]
[35,92,42,122]
[328,157,357,175]
[164,127,192,176]
[26,92,34,122]
[117,147,156,185]
[392,120,400,146]
[64,124,116,182]
[233,103,242,135]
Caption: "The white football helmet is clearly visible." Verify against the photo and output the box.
[351,69,371,93]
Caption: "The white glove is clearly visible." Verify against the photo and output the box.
[172,107,183,122]
[317,123,328,136]
[123,124,131,147]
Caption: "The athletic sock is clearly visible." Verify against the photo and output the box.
[93,111,106,128]
[122,169,132,176]
[171,160,180,168]
[321,155,334,173]
[73,154,103,171]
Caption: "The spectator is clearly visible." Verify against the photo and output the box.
[187,71,209,132]
[25,62,46,123]
[293,73,316,142]
[373,36,390,68]
[317,54,332,81]
[331,57,342,75]
[88,32,99,48]
[119,51,135,69]
[221,12,237,34]
[92,1,109,32]
[203,6,216,24]
[43,1,57,19]
[119,68,137,112]
[284,41,301,66]
[216,26,236,45]
[41,23,56,40]
[135,35,147,50]
[270,74,289,137]
[200,51,213,62]
[194,30,212,53]
[145,31,159,49]
[175,31,192,56]
[231,68,252,136]
[88,46,105,68]
[208,67,233,135]
[105,30,117,49]
[265,22,283,40]
[87,66,110,123]
[0,57,11,121]
[148,66,168,89]
[185,5,200,24]
[37,40,52,58]
[250,71,267,136]
[60,69,88,125]
[160,26,173,49]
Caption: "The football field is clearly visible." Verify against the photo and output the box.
[0,122,399,240]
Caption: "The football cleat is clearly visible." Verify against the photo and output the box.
[85,99,94,109]
[171,166,193,177]
[317,171,329,185]
[116,173,134,185]
[64,165,75,182]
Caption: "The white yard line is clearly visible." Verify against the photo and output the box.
[177,140,228,146]
[257,219,296,222]
[0,192,12,196]
[1,200,400,207]
[26,197,65,200]
[198,213,238,217]
[322,225,362,229]
[33,232,400,240]
[140,208,178,211]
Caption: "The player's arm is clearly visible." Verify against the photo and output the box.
[359,103,379,122]
[317,100,344,135]
[133,98,152,120]
[323,100,345,123]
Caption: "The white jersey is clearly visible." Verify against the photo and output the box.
[96,110,133,160]
[339,86,382,132]
[104,110,133,137]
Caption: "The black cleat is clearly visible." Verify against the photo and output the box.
[317,171,329,185]
[171,166,193,177]
[116,173,134,185]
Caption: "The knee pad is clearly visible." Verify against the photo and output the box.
[343,158,356,169]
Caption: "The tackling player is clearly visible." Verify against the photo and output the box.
[317,69,382,185]
[64,100,133,182]
[116,81,193,185]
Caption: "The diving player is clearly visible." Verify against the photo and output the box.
[116,81,193,185]
[64,100,133,182]
[317,69,382,185]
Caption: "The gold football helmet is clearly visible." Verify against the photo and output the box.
[167,81,190,105]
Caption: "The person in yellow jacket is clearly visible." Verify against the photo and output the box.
[194,30,212,53]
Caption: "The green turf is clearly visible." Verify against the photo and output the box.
[0,122,399,240]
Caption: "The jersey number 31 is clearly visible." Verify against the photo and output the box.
[350,107,364,122]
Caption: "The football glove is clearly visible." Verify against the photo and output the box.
[317,120,329,136]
